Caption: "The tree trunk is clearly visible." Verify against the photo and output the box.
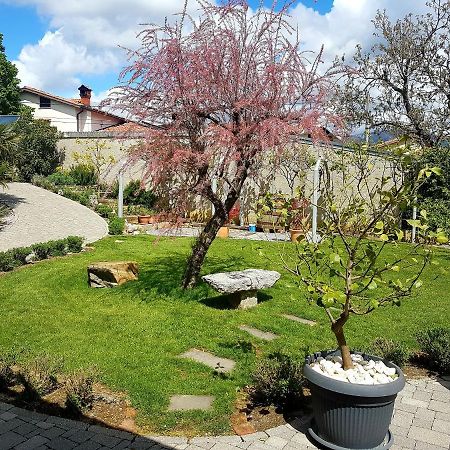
[182,209,228,289]
[332,322,354,370]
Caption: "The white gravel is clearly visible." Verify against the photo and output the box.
[0,183,108,251]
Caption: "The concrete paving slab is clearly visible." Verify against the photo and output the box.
[281,314,317,326]
[168,395,215,411]
[239,325,278,341]
[179,349,236,373]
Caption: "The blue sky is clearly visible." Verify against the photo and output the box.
[0,0,426,102]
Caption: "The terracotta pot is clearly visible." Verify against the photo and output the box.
[217,226,229,238]
[138,215,151,224]
[290,229,304,242]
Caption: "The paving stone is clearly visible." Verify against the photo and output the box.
[168,395,214,411]
[149,436,189,446]
[179,349,235,373]
[415,407,435,420]
[0,402,13,411]
[281,314,316,326]
[435,411,450,421]
[189,437,218,449]
[240,431,268,442]
[46,436,78,449]
[15,435,50,450]
[413,390,433,402]
[414,442,447,450]
[91,433,122,448]
[45,416,88,430]
[264,436,288,448]
[73,441,102,450]
[0,417,25,433]
[40,426,66,439]
[88,425,134,440]
[392,411,414,428]
[412,417,433,429]
[239,325,278,341]
[210,444,239,450]
[127,436,156,449]
[432,418,450,435]
[395,402,418,414]
[65,429,96,443]
[35,421,54,430]
[428,400,450,414]
[0,411,17,421]
[0,431,26,448]
[401,397,429,408]
[389,434,416,449]
[408,426,450,447]
[14,421,40,436]
[390,424,409,437]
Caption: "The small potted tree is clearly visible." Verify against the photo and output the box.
[282,147,447,449]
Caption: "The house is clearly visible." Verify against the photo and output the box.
[20,85,125,132]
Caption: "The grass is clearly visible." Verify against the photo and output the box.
[0,235,449,435]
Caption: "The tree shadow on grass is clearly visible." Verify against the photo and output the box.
[119,253,246,303]
[200,292,273,310]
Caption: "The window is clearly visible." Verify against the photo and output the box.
[39,96,51,108]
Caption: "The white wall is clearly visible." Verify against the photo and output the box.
[20,92,122,132]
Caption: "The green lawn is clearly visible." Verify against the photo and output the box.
[0,236,449,435]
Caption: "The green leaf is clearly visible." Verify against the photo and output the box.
[329,253,341,264]
[406,219,421,228]
[370,299,379,309]
[368,280,378,290]
[380,234,389,242]
[431,167,443,176]
[395,230,404,241]
[436,233,449,244]
[414,280,423,289]
[391,265,400,272]
[420,209,427,219]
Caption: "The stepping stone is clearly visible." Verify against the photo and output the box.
[281,314,317,326]
[239,325,278,341]
[179,349,235,373]
[168,395,214,411]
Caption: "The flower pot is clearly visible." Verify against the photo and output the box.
[126,215,139,224]
[138,215,151,224]
[290,229,305,242]
[217,226,229,238]
[304,350,405,450]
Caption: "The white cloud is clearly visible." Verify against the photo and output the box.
[3,0,434,95]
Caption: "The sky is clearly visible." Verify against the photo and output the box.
[0,0,430,105]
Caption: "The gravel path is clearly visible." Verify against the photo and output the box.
[0,376,448,449]
[0,183,108,251]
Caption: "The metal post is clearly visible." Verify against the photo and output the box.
[118,166,124,218]
[311,157,321,243]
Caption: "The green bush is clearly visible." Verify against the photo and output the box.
[69,164,98,186]
[46,171,75,186]
[65,236,83,253]
[32,174,56,192]
[416,327,450,374]
[18,355,61,400]
[64,369,96,415]
[108,216,125,235]
[10,247,32,266]
[368,338,409,368]
[95,203,114,218]
[47,240,67,257]
[418,198,450,236]
[31,242,51,260]
[123,180,157,209]
[0,251,17,272]
[251,353,303,409]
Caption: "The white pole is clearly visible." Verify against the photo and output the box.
[211,178,217,215]
[311,157,321,243]
[118,166,124,218]
[411,199,417,243]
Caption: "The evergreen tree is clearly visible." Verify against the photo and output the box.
[0,33,21,115]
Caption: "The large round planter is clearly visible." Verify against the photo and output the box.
[304,350,405,450]
[217,226,229,238]
[290,229,305,242]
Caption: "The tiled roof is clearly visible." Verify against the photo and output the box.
[103,122,151,134]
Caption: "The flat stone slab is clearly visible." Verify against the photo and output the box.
[179,349,235,373]
[281,314,317,326]
[202,269,280,294]
[239,325,278,341]
[87,261,138,288]
[168,395,214,411]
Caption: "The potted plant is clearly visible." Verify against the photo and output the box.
[289,198,310,242]
[282,147,447,449]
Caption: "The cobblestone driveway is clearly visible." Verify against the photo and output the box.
[0,376,448,450]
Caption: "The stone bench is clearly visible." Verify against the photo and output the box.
[202,269,280,309]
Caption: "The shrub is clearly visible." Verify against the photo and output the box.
[31,242,51,260]
[251,353,303,409]
[123,180,157,209]
[69,164,98,186]
[65,236,83,253]
[108,216,125,235]
[46,170,75,186]
[368,338,409,368]
[95,203,114,218]
[32,174,56,192]
[18,355,61,400]
[418,198,450,236]
[64,369,96,415]
[0,250,16,272]
[47,240,67,257]
[416,327,450,374]
[10,247,32,266]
